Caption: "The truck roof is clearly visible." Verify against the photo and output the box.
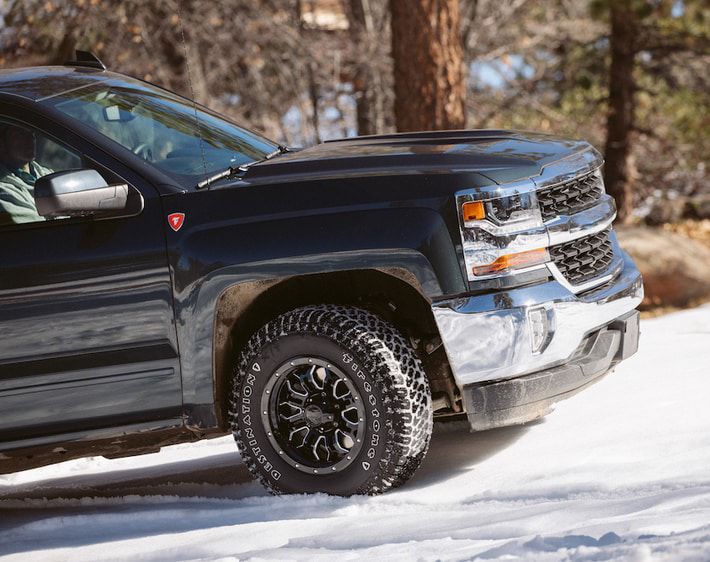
[0,66,117,102]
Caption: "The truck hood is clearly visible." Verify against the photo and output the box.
[243,130,596,185]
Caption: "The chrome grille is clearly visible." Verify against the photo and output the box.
[550,228,614,286]
[538,171,604,222]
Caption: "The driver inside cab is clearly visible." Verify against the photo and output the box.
[0,124,53,225]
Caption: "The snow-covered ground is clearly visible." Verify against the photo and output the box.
[1,305,709,562]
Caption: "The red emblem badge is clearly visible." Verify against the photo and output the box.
[168,212,185,232]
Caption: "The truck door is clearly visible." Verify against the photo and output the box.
[0,109,183,447]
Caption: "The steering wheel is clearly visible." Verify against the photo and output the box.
[132,143,154,161]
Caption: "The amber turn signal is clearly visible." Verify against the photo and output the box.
[472,248,549,276]
[462,201,486,222]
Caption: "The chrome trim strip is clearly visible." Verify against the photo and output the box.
[546,195,616,246]
[463,216,544,237]
[532,147,604,190]
[468,262,549,283]
[456,178,537,202]
[548,255,622,294]
[537,166,603,196]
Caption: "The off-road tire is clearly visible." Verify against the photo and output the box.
[229,305,433,495]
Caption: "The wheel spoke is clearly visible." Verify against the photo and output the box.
[333,429,355,453]
[279,401,304,421]
[288,425,310,446]
[286,379,308,398]
[305,365,325,392]
[315,366,328,387]
[341,406,359,426]
[312,434,329,462]
[332,378,351,400]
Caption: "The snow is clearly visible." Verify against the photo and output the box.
[2,305,710,561]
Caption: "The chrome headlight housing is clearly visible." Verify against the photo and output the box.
[456,183,549,282]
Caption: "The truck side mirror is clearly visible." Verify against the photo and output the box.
[35,169,130,218]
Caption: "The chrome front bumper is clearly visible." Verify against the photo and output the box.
[432,242,643,388]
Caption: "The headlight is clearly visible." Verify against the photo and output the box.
[457,187,550,282]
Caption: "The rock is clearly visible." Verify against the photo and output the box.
[616,225,710,309]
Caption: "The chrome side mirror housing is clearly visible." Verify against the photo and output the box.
[35,169,130,218]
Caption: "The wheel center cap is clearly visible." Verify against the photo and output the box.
[305,404,333,425]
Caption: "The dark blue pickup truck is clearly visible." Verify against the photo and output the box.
[0,57,642,495]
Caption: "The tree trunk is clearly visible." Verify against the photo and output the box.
[307,61,322,144]
[296,0,322,144]
[604,1,637,223]
[390,0,466,132]
[347,0,384,136]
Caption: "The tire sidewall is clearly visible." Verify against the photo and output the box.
[235,333,391,495]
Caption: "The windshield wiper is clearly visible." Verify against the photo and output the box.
[195,145,289,190]
[239,145,290,173]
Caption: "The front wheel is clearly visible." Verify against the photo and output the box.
[229,305,433,495]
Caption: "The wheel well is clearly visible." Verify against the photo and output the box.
[213,268,458,429]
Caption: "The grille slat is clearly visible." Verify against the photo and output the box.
[538,172,604,222]
[550,228,614,286]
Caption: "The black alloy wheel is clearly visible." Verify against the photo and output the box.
[264,357,365,474]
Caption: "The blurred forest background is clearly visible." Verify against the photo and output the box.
[0,0,708,309]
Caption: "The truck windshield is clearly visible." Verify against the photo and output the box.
[42,76,279,188]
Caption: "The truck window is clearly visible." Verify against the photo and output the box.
[0,119,82,226]
[43,78,278,188]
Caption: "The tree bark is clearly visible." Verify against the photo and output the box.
[390,0,466,132]
[604,0,637,223]
[296,0,322,143]
[346,0,384,136]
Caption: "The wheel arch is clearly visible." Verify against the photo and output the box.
[212,268,450,430]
